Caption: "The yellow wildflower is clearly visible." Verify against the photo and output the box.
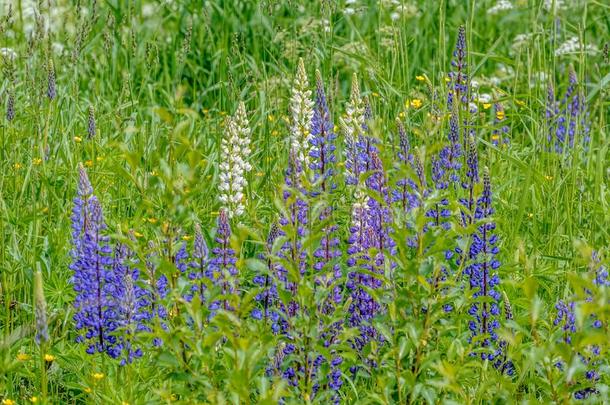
[92,372,105,381]
[483,103,492,110]
[496,110,506,120]
[398,111,405,118]
[491,134,500,142]
[84,387,92,394]
[527,213,534,218]
[31,397,38,403]
[444,77,451,83]
[371,92,380,97]
[33,158,42,165]
[182,235,192,241]
[147,217,158,224]
[2,399,15,405]
[133,231,143,238]
[96,156,104,162]
[515,100,525,107]
[17,353,30,361]
[267,114,275,122]
[44,354,55,362]
[415,75,425,81]
[271,130,279,136]
[545,175,553,181]
[410,99,423,109]
[74,136,82,142]
[256,172,264,177]
[85,160,93,167]
[13,163,22,169]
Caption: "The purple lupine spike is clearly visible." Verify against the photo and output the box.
[88,105,96,138]
[70,167,116,356]
[252,223,282,322]
[188,223,209,303]
[448,26,469,108]
[392,120,420,212]
[47,59,56,100]
[105,242,150,364]
[6,91,15,122]
[462,168,509,373]
[209,209,238,311]
[459,135,479,226]
[310,70,337,193]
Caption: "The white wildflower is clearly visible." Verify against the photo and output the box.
[390,12,400,21]
[290,58,315,168]
[543,0,565,12]
[555,36,598,56]
[345,7,356,15]
[487,0,513,15]
[219,102,252,218]
[340,73,365,182]
[0,48,17,61]
[477,93,493,104]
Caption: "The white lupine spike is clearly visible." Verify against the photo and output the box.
[290,58,315,167]
[341,73,365,182]
[218,103,253,218]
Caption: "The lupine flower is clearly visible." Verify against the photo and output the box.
[71,164,116,355]
[6,91,15,122]
[459,135,479,226]
[290,58,315,168]
[47,59,56,100]
[491,103,510,146]
[553,253,609,399]
[187,223,209,303]
[219,102,252,217]
[342,73,366,185]
[209,209,238,311]
[106,243,150,364]
[143,240,169,346]
[391,120,419,212]
[88,105,96,138]
[448,26,469,108]
[252,223,281,322]
[310,70,337,193]
[463,168,506,369]
[34,269,49,345]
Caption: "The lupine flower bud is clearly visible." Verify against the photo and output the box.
[290,58,314,167]
[87,105,96,138]
[6,91,14,122]
[34,266,49,345]
[47,59,56,100]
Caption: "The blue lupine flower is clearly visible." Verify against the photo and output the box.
[392,120,419,212]
[187,223,209,303]
[71,164,116,355]
[209,209,238,311]
[463,169,505,366]
[252,223,281,322]
[448,26,469,108]
[310,70,337,193]
[106,243,150,364]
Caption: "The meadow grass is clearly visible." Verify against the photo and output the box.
[1,0,609,403]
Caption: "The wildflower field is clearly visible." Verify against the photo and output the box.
[1,0,610,403]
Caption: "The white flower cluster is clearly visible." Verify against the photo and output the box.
[219,102,252,218]
[555,36,599,56]
[543,0,566,12]
[0,47,17,61]
[290,59,314,168]
[487,0,513,15]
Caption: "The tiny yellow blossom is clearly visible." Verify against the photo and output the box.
[2,399,15,405]
[96,156,104,162]
[182,235,192,241]
[92,372,105,380]
[267,114,275,122]
[121,402,130,405]
[415,75,425,81]
[545,175,553,181]
[337,161,345,167]
[44,354,55,362]
[13,163,22,169]
[496,111,506,120]
[515,100,526,107]
[410,99,423,109]
[84,387,92,394]
[31,397,38,403]
[527,213,534,218]
[483,103,492,110]
[491,134,500,142]
[271,130,279,136]
[42,207,49,214]
[333,125,339,133]
[147,217,158,224]
[150,170,158,176]
[256,172,264,177]
[371,92,380,97]
[17,353,30,361]
[398,111,405,118]
[85,160,93,167]
[33,158,42,165]
[210,211,220,216]
[133,231,143,238]
[74,136,82,142]
[444,77,451,83]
